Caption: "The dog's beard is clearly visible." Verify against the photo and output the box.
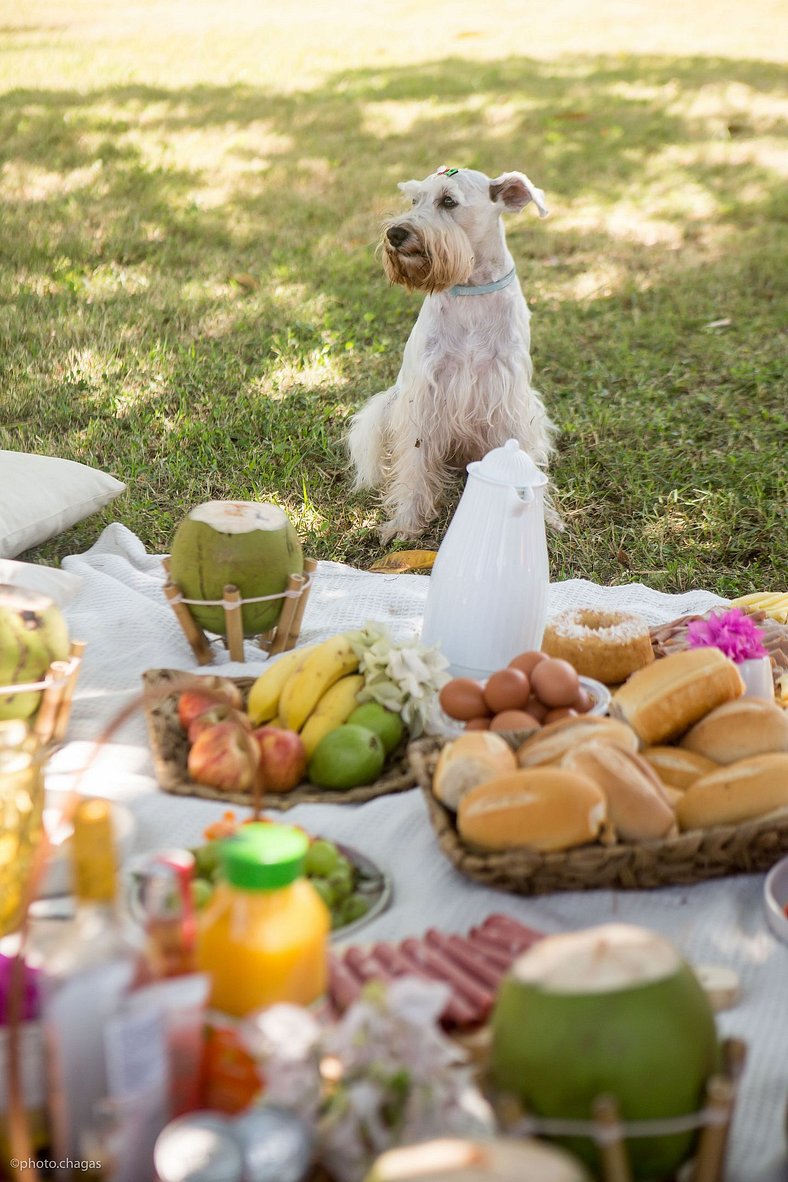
[380,221,474,293]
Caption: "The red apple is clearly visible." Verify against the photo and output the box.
[177,677,244,731]
[188,704,252,745]
[253,726,307,794]
[187,720,260,792]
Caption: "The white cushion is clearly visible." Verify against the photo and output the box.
[0,451,126,559]
[0,558,83,606]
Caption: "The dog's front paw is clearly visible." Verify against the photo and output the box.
[377,518,423,545]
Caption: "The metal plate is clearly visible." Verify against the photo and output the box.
[128,836,393,943]
[331,842,393,941]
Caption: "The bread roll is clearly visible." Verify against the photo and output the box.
[458,768,607,852]
[516,715,639,769]
[642,746,718,791]
[610,648,744,745]
[676,753,788,830]
[679,698,788,765]
[433,732,518,810]
[562,744,677,841]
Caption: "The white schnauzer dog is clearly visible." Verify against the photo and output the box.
[348,165,556,541]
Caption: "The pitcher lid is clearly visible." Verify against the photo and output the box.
[467,439,547,488]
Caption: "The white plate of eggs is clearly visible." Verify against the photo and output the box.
[437,651,611,736]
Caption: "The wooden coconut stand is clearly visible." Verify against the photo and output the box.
[162,557,317,664]
[490,1035,747,1182]
[0,641,86,747]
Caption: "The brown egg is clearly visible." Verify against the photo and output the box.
[489,710,542,732]
[464,716,491,731]
[508,651,548,677]
[543,706,579,725]
[439,678,488,721]
[572,687,594,715]
[526,695,549,722]
[483,668,531,714]
[530,658,581,708]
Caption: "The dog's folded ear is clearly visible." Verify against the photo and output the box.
[490,172,548,218]
[397,180,421,199]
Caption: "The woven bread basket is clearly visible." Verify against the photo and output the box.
[408,734,788,894]
[142,668,415,809]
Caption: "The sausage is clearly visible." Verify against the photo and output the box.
[377,943,477,1027]
[401,938,494,1012]
[463,930,518,968]
[344,945,391,984]
[425,931,504,990]
[329,955,365,1010]
[481,913,544,946]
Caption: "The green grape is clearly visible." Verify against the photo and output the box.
[327,862,354,901]
[303,839,340,878]
[310,876,337,909]
[340,895,370,925]
[190,878,214,910]
[193,842,221,882]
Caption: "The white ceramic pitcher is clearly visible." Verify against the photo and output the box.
[421,439,550,679]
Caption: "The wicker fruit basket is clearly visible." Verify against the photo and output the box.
[408,734,788,895]
[142,668,416,809]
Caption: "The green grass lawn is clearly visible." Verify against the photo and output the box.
[1,1,786,594]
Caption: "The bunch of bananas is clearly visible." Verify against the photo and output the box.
[246,632,365,757]
[730,592,788,624]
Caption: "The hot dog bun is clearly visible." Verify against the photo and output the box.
[515,715,639,768]
[433,732,518,811]
[610,648,744,745]
[457,768,607,852]
[676,753,788,830]
[679,698,788,764]
[641,746,718,791]
[562,743,677,841]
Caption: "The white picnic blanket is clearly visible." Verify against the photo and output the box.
[38,523,786,1180]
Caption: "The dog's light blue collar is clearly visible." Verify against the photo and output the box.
[449,266,517,297]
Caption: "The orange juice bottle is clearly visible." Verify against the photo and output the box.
[196,822,330,1017]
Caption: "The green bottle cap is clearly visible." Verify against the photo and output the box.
[219,822,309,891]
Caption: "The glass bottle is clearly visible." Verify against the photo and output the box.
[0,719,44,937]
[129,849,198,980]
[42,797,141,1173]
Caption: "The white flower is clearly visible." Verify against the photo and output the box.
[351,622,450,738]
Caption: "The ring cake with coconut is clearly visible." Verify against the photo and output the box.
[541,608,654,685]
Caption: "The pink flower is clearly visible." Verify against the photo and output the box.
[686,608,768,663]
[0,954,41,1025]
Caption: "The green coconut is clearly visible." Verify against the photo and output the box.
[0,586,71,720]
[168,501,303,637]
[364,1137,591,1182]
[490,923,720,1181]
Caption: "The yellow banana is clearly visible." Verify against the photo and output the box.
[731,592,788,623]
[278,632,362,732]
[731,592,784,608]
[299,674,365,757]
[246,645,315,725]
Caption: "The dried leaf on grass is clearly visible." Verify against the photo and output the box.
[370,550,437,573]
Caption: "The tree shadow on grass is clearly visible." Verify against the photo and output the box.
[1,52,785,588]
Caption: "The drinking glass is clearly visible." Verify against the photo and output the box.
[0,721,44,937]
